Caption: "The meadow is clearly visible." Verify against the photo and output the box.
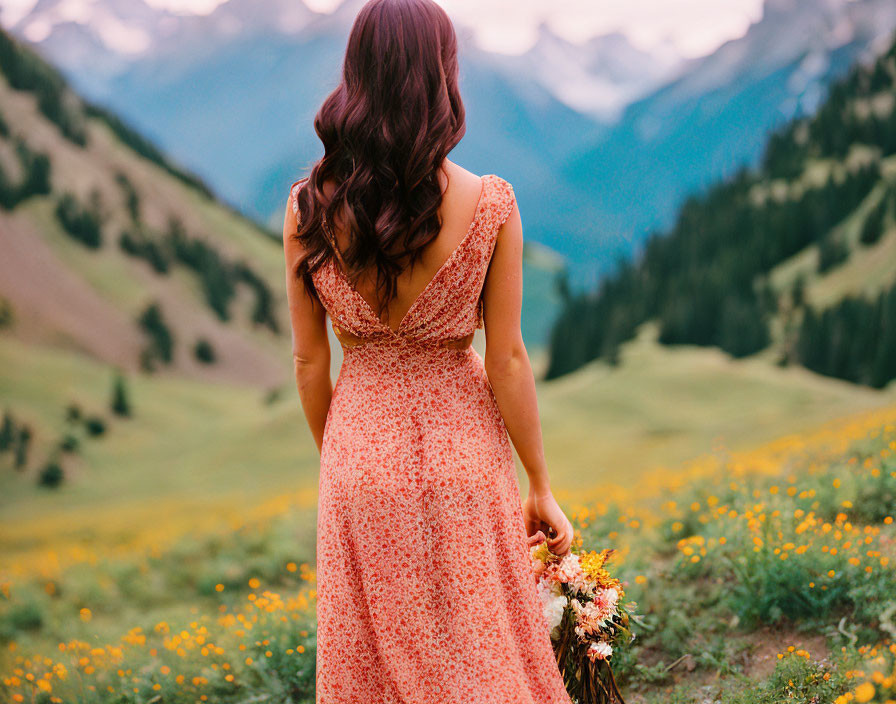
[3,323,896,702]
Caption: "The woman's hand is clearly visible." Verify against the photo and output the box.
[522,489,574,555]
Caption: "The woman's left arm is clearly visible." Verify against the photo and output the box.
[282,191,332,454]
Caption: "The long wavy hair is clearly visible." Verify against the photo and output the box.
[291,0,467,317]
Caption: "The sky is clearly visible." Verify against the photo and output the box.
[0,0,766,58]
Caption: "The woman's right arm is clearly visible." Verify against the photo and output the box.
[481,198,574,555]
[283,191,332,454]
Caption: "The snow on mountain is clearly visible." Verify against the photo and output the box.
[503,22,687,123]
[10,0,896,129]
[632,0,896,141]
[556,0,896,283]
[196,0,316,37]
[15,0,169,50]
[9,0,320,61]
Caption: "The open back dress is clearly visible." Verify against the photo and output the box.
[289,173,572,704]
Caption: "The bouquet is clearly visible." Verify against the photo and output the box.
[529,534,634,704]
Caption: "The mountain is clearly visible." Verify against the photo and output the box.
[4,0,677,124]
[490,23,686,124]
[5,1,611,274]
[4,0,896,287]
[19,5,600,308]
[563,0,896,267]
[546,26,896,390]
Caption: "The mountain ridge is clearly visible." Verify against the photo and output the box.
[7,0,896,285]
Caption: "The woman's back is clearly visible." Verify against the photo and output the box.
[313,159,488,335]
[290,170,515,345]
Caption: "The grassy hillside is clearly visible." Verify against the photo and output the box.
[538,322,896,497]
[0,27,291,389]
[4,320,895,574]
[767,151,896,306]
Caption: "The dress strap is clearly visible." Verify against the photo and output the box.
[489,175,516,233]
[476,175,515,262]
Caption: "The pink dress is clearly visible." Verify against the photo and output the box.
[289,174,572,704]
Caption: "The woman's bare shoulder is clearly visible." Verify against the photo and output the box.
[441,158,485,189]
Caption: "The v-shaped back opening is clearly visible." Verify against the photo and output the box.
[330,174,490,336]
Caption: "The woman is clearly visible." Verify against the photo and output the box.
[282,0,575,701]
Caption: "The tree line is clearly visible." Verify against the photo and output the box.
[796,280,896,389]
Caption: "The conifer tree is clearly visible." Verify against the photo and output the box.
[111,371,132,417]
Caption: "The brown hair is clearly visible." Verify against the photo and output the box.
[291,0,466,317]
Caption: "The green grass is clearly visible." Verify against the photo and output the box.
[535,323,896,500]
[4,317,895,568]
[2,361,895,704]
[0,335,318,570]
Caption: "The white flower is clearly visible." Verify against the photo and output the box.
[604,587,619,609]
[586,640,613,662]
[558,552,581,573]
[536,579,567,637]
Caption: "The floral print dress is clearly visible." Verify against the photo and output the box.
[288,174,573,704]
